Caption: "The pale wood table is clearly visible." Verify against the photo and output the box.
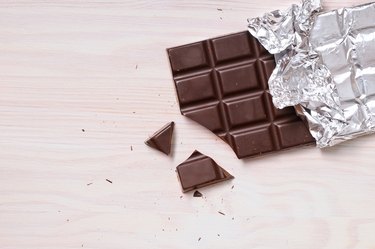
[1,1,374,248]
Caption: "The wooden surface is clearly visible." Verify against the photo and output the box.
[1,1,375,248]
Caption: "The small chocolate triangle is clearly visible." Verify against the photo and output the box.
[176,150,234,193]
[145,122,174,155]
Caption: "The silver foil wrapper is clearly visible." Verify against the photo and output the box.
[248,0,375,147]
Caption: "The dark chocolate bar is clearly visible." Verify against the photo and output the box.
[167,31,315,159]
[145,122,174,155]
[176,150,233,193]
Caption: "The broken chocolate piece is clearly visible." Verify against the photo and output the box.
[193,190,203,197]
[176,150,233,193]
[167,31,315,159]
[145,122,175,155]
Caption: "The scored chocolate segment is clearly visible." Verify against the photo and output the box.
[176,150,234,193]
[168,43,209,73]
[168,31,315,159]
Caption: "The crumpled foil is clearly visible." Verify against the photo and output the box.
[248,0,375,147]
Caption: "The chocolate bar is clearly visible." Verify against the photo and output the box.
[145,122,174,155]
[176,150,233,193]
[167,31,315,159]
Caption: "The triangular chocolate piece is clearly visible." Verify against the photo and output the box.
[145,122,174,155]
[176,150,234,193]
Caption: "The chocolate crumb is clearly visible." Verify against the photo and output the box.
[193,191,203,197]
[162,229,164,232]
[130,146,133,151]
[168,217,170,221]
[82,129,85,132]
[217,234,220,237]
[105,179,113,184]
[218,211,225,216]
[132,112,136,114]
[135,64,138,69]
[232,217,235,220]
[220,17,223,20]
[198,237,201,242]
[180,195,183,199]
[217,8,223,11]
[86,183,93,186]
[231,185,234,189]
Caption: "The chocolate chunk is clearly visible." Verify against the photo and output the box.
[167,31,315,159]
[176,151,233,193]
[145,122,175,155]
[193,190,203,197]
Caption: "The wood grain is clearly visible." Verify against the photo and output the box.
[1,0,375,248]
